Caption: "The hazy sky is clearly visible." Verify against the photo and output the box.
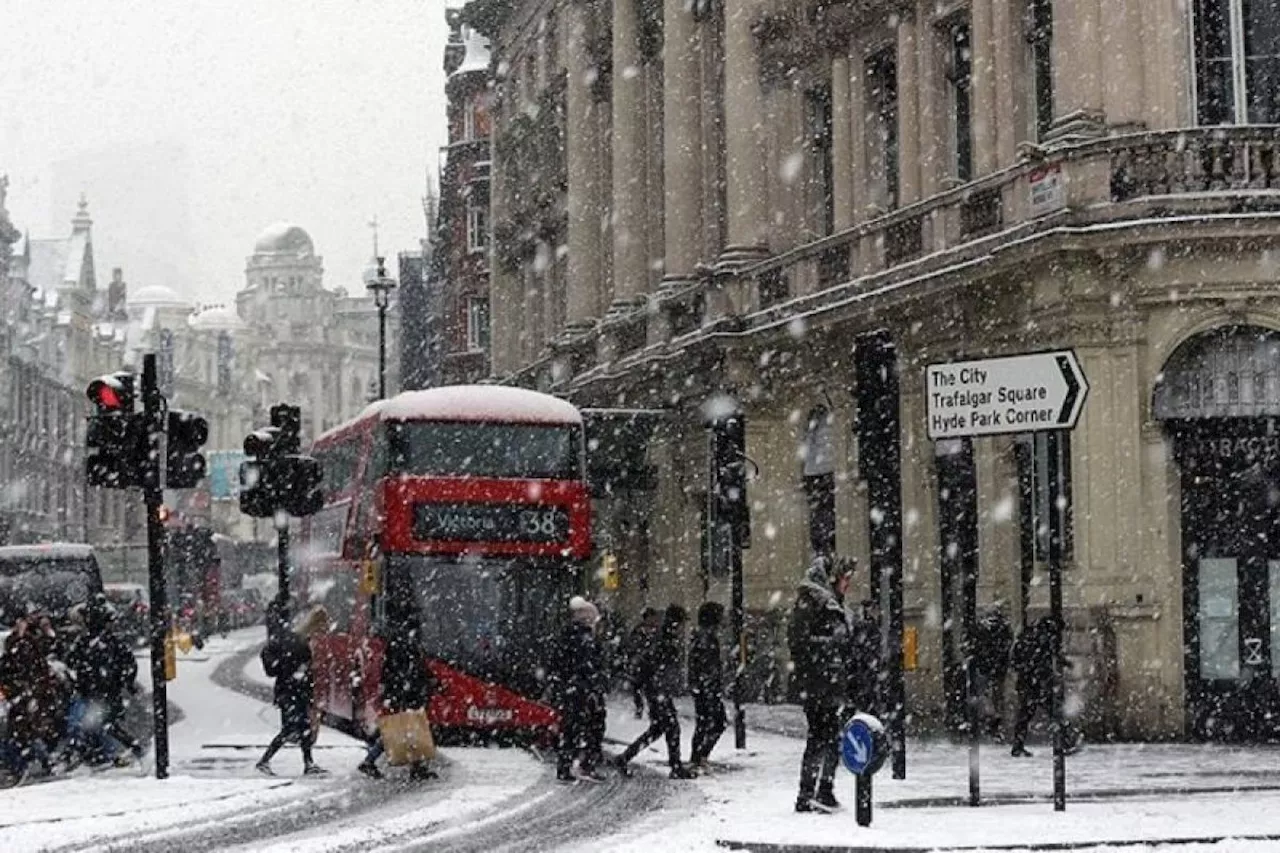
[1,0,450,303]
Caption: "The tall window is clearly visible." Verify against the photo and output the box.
[947,18,974,182]
[865,48,899,210]
[1026,0,1054,139]
[806,87,835,235]
[803,407,836,558]
[467,203,488,253]
[467,297,491,352]
[1195,0,1280,124]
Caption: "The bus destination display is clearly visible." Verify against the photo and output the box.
[413,503,571,544]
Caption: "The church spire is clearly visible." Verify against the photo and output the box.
[72,192,92,233]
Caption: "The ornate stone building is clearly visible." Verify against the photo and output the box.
[472,0,1280,741]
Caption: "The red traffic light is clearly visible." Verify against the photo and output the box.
[86,372,135,413]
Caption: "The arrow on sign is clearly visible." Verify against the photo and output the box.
[1056,354,1082,426]
[851,736,869,766]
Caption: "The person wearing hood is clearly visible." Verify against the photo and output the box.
[552,596,607,783]
[788,555,852,813]
[688,601,727,770]
[615,604,696,779]
[65,596,142,766]
[256,607,329,777]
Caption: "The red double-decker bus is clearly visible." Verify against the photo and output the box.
[301,385,591,742]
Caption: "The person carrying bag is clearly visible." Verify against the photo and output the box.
[358,612,438,781]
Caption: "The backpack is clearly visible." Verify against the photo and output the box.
[260,638,283,679]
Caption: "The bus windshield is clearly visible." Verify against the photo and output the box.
[390,422,580,480]
[386,555,575,696]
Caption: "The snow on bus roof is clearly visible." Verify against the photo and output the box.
[317,385,581,444]
[0,543,95,561]
[378,386,582,425]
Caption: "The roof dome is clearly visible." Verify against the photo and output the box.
[188,304,244,331]
[253,222,314,257]
[130,284,191,308]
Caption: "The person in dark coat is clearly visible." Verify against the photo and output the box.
[615,604,695,779]
[789,556,852,813]
[552,596,608,783]
[358,613,439,780]
[970,606,1014,739]
[688,601,726,769]
[0,619,61,779]
[257,608,328,776]
[1010,616,1064,757]
[65,598,142,765]
[624,607,660,719]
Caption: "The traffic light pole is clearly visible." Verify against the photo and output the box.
[730,525,746,749]
[141,354,169,779]
[276,517,290,612]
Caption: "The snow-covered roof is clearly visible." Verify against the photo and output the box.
[450,26,491,78]
[189,303,244,331]
[254,222,314,257]
[130,284,191,308]
[378,386,581,425]
[0,543,96,561]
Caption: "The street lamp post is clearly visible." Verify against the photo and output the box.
[366,257,397,400]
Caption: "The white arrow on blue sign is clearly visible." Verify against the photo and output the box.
[841,713,887,776]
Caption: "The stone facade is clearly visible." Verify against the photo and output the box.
[473,0,1280,740]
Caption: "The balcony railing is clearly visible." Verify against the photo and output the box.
[733,126,1280,330]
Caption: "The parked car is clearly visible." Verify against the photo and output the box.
[220,589,263,631]
[103,582,150,646]
[0,543,105,630]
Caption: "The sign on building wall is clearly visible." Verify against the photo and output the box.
[216,332,233,395]
[1028,163,1066,217]
[925,350,1089,440]
[207,450,246,500]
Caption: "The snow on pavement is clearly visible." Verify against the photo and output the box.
[565,700,1280,853]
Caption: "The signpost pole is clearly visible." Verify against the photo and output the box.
[856,775,872,827]
[958,437,980,808]
[1048,430,1068,812]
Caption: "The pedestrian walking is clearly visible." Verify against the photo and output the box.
[1010,615,1063,757]
[0,618,62,781]
[65,596,143,766]
[624,607,660,719]
[358,610,439,781]
[789,555,852,813]
[688,601,727,770]
[970,605,1013,739]
[552,596,608,783]
[256,607,329,776]
[615,604,696,779]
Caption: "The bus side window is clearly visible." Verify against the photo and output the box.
[323,571,358,633]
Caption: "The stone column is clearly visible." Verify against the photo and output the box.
[849,40,869,224]
[992,0,1020,167]
[896,13,922,205]
[831,54,854,230]
[1102,0,1145,131]
[662,0,703,289]
[719,0,769,265]
[564,0,603,333]
[1048,0,1105,140]
[970,0,998,176]
[608,0,648,318]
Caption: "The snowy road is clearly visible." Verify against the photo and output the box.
[1,629,671,853]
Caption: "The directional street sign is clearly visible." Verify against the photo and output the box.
[841,713,888,776]
[925,350,1089,440]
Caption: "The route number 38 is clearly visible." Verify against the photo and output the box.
[520,509,561,538]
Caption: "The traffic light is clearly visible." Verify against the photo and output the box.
[240,427,282,518]
[239,409,324,519]
[282,454,324,517]
[271,404,301,454]
[86,371,142,488]
[710,412,751,549]
[166,410,209,488]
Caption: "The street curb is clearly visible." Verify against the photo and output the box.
[715,831,1280,852]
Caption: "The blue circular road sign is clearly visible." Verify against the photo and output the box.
[841,713,888,776]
